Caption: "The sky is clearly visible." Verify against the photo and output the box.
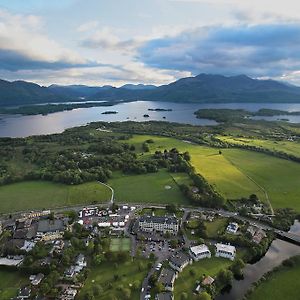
[1,0,300,86]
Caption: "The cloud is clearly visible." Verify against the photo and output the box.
[79,27,144,53]
[137,23,300,79]
[0,9,99,71]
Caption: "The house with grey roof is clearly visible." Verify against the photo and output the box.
[139,215,179,234]
[158,268,177,291]
[155,292,174,300]
[169,251,191,272]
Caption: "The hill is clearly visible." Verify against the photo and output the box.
[90,74,300,103]
[1,74,300,106]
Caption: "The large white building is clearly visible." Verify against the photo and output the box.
[189,244,211,261]
[138,215,179,234]
[215,243,236,260]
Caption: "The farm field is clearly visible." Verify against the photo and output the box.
[110,238,131,252]
[218,135,300,159]
[174,257,232,300]
[78,258,150,300]
[127,135,300,211]
[0,181,111,213]
[109,170,190,205]
[0,269,28,299]
[223,149,300,212]
[248,259,300,300]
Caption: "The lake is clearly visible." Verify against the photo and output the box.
[1,101,300,137]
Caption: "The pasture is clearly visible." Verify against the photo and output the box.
[248,259,300,300]
[0,181,112,213]
[126,134,300,211]
[218,135,300,159]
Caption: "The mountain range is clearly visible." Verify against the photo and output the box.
[1,74,300,107]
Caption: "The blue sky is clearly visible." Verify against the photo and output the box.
[1,0,300,86]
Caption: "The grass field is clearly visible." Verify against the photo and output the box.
[0,181,112,213]
[110,238,131,252]
[218,135,300,159]
[174,257,232,300]
[248,260,300,300]
[0,269,28,299]
[223,149,300,212]
[126,134,300,211]
[109,170,190,205]
[78,258,150,300]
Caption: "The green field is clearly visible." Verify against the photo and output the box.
[0,181,112,213]
[0,269,28,299]
[110,238,131,252]
[248,260,300,300]
[109,170,190,205]
[78,259,150,300]
[223,149,300,211]
[218,135,300,159]
[174,257,232,300]
[127,135,300,211]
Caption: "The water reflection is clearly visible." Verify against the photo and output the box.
[1,101,300,137]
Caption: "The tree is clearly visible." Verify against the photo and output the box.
[230,258,245,278]
[197,291,212,300]
[216,269,233,287]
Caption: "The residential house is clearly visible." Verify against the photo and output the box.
[202,275,214,286]
[158,268,177,291]
[215,243,236,260]
[189,244,211,261]
[169,251,191,272]
[226,222,239,234]
[17,286,31,299]
[30,273,44,286]
[155,292,174,300]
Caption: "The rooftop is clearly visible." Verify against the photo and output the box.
[158,268,176,286]
[139,215,178,225]
[37,219,64,233]
[190,244,210,255]
[169,251,190,267]
[216,243,236,253]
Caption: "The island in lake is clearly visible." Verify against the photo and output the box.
[148,108,172,112]
[143,114,150,118]
[101,111,118,115]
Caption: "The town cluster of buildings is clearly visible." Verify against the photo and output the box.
[78,206,134,232]
[156,242,236,296]
[0,210,88,300]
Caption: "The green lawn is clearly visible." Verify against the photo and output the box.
[78,258,150,300]
[205,217,228,238]
[109,170,189,205]
[174,257,232,300]
[0,269,28,299]
[248,260,300,300]
[0,181,112,213]
[110,238,131,252]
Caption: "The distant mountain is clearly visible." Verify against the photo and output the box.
[89,74,300,103]
[1,74,300,107]
[0,79,65,107]
[121,84,157,90]
[48,84,113,98]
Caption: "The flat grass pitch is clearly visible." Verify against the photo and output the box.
[110,238,131,252]
[127,135,300,211]
[109,170,190,205]
[0,181,112,213]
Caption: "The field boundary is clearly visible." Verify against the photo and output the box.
[223,155,274,214]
